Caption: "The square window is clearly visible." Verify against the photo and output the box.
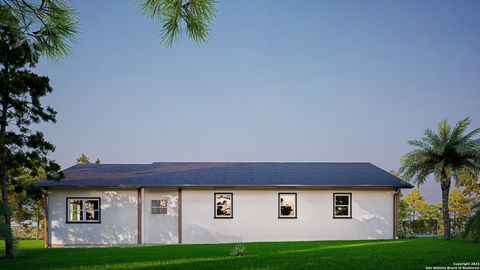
[151,200,168,214]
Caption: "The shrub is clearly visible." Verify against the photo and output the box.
[401,219,439,235]
[230,244,247,256]
[398,230,417,239]
[463,203,480,243]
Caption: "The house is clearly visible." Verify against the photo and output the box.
[37,162,413,247]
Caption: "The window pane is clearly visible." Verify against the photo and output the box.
[86,210,99,221]
[69,200,83,221]
[85,200,99,211]
[159,200,167,208]
[69,200,82,211]
[151,200,160,207]
[335,206,349,216]
[70,210,82,221]
[335,195,349,206]
[215,194,232,217]
[279,194,296,217]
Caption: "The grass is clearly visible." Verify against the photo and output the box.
[0,238,479,270]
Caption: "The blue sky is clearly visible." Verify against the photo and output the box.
[36,1,480,203]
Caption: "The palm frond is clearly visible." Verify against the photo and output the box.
[401,118,480,186]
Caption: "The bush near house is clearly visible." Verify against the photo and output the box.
[11,225,44,240]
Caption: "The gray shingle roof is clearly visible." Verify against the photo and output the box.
[36,162,413,188]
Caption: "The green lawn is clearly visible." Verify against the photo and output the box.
[1,238,479,270]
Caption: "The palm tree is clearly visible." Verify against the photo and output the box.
[400,118,480,240]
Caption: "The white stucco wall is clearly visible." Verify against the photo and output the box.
[143,189,179,243]
[181,189,395,244]
[47,188,396,246]
[47,188,138,246]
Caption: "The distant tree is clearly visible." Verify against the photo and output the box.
[391,170,410,220]
[75,154,100,165]
[399,194,409,220]
[75,154,90,164]
[400,118,480,240]
[449,188,472,234]
[404,188,427,220]
[0,6,62,257]
[458,169,480,202]
[390,169,401,178]
[9,168,45,240]
[419,204,442,221]
[463,202,480,243]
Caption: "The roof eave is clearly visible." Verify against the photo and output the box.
[37,184,414,189]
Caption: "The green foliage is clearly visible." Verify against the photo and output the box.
[402,219,439,235]
[449,188,472,234]
[1,0,79,60]
[75,154,101,164]
[419,204,441,221]
[458,169,480,201]
[0,6,62,257]
[398,230,417,239]
[75,154,90,164]
[463,203,480,243]
[403,188,427,220]
[0,204,12,241]
[0,5,62,180]
[138,0,216,47]
[9,167,46,240]
[399,197,409,220]
[230,243,246,256]
[2,0,218,60]
[400,188,441,235]
[400,118,480,185]
[400,118,480,239]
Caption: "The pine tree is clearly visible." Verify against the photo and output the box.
[0,6,62,257]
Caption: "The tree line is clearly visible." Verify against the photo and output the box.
[399,183,478,236]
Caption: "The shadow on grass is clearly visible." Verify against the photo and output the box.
[276,240,408,254]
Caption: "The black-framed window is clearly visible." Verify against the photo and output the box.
[278,193,297,218]
[333,193,352,218]
[214,193,233,218]
[151,199,168,214]
[66,197,101,223]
